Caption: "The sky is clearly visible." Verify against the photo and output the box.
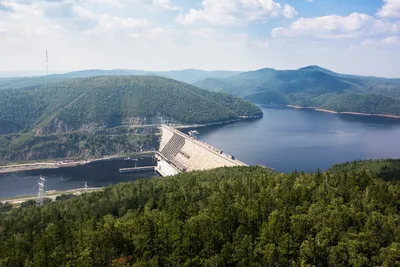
[0,0,400,77]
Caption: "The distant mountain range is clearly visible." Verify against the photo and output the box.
[2,66,400,117]
[194,66,400,117]
[51,69,241,84]
[0,69,240,90]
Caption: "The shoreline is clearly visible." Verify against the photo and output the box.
[0,160,90,174]
[286,105,400,119]
[0,187,104,204]
[174,115,263,129]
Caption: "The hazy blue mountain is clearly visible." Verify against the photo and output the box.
[0,71,53,77]
[57,69,136,78]
[155,69,240,84]
[0,69,240,90]
[194,66,400,116]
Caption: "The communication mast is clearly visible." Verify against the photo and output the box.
[37,175,46,206]
[46,49,49,76]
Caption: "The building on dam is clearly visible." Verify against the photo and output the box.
[155,125,248,176]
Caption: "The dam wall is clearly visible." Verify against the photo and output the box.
[156,125,247,176]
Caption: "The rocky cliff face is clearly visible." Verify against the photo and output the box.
[78,122,107,133]
[35,117,75,135]
[123,117,147,125]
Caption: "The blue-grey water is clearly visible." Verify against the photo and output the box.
[190,105,400,173]
[0,158,157,199]
[2,105,400,198]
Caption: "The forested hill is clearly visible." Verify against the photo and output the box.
[0,161,399,266]
[194,66,400,116]
[0,76,262,135]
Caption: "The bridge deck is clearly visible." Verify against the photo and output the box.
[119,166,155,173]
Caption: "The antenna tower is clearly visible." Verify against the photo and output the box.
[46,49,49,76]
[37,176,46,206]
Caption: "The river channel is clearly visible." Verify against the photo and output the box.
[191,105,400,173]
[2,105,400,198]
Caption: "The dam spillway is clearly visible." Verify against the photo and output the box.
[155,125,247,176]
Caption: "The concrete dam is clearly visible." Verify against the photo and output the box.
[155,125,247,177]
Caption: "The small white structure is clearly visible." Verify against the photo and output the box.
[188,130,199,140]
[156,159,181,176]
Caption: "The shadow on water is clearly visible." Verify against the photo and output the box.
[337,113,400,127]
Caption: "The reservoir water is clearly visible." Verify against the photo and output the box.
[191,105,400,173]
[0,158,157,199]
[2,105,400,198]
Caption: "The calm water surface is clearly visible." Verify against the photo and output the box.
[2,106,400,198]
[191,105,400,173]
[0,158,157,198]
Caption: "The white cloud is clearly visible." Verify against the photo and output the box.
[188,28,218,38]
[272,12,399,39]
[85,0,124,8]
[1,0,152,37]
[1,0,400,78]
[84,0,182,11]
[382,35,400,44]
[282,4,297,19]
[0,1,13,12]
[98,14,149,29]
[176,0,297,25]
[6,0,43,16]
[363,36,400,46]
[80,13,150,38]
[152,0,180,11]
[0,1,60,43]
[316,47,330,52]
[128,26,179,44]
[377,0,400,19]
[176,9,236,25]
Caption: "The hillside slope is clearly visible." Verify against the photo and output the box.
[195,66,400,116]
[0,128,158,164]
[0,163,399,266]
[0,76,262,135]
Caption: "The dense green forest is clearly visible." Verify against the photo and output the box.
[0,161,399,266]
[195,66,400,116]
[317,94,400,115]
[0,130,158,165]
[187,88,262,117]
[329,159,400,181]
[0,76,262,135]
